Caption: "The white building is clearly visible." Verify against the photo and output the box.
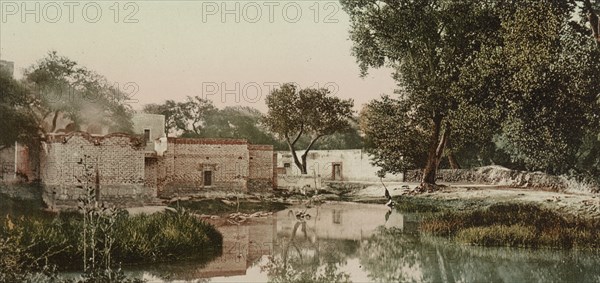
[276,149,403,183]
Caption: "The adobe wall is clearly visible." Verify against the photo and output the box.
[276,149,403,183]
[248,145,275,190]
[42,132,150,207]
[157,138,250,198]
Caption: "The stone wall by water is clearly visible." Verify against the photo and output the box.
[405,166,599,193]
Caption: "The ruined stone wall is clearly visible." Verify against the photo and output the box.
[0,147,15,181]
[42,132,150,207]
[157,138,249,198]
[248,145,274,190]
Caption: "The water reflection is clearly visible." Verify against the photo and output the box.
[126,202,600,283]
[361,229,600,283]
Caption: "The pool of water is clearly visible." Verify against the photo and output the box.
[120,202,600,282]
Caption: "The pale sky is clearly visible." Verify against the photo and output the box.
[0,0,397,112]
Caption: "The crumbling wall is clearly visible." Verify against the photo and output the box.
[0,147,15,181]
[157,138,249,198]
[42,132,150,207]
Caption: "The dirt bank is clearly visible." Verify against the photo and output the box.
[353,184,600,219]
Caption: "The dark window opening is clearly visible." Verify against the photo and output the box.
[283,163,291,168]
[204,171,213,186]
[333,210,342,224]
[143,129,150,143]
[332,163,342,181]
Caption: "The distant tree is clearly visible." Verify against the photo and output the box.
[262,83,354,174]
[24,51,133,135]
[143,96,216,137]
[0,70,39,150]
[203,106,285,147]
[313,119,363,150]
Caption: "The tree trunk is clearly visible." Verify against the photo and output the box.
[300,154,308,174]
[444,127,461,169]
[448,152,461,169]
[50,110,60,132]
[287,141,304,174]
[285,128,305,174]
[584,0,600,46]
[299,135,323,175]
[435,125,450,170]
[421,115,443,185]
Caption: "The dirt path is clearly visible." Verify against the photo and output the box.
[353,183,600,218]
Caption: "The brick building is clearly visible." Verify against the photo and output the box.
[146,138,275,198]
[1,113,276,207]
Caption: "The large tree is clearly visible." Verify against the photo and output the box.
[360,95,429,176]
[24,51,133,135]
[341,0,501,186]
[262,83,354,174]
[457,1,600,174]
[344,0,600,185]
[0,69,39,150]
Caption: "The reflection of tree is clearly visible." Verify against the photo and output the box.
[359,227,434,282]
[360,228,600,283]
[261,214,352,283]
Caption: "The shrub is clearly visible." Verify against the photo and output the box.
[420,203,600,250]
[0,209,222,273]
[456,224,538,247]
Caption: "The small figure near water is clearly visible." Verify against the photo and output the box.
[382,177,394,207]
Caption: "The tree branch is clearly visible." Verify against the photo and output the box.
[291,124,304,146]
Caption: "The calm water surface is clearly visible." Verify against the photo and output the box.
[123,202,600,283]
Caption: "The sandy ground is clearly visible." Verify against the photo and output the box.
[353,183,600,218]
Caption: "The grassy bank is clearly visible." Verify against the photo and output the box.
[420,203,600,250]
[0,208,223,274]
[171,198,289,215]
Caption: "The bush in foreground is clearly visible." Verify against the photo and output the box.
[0,208,223,275]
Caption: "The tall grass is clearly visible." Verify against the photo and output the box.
[113,209,222,263]
[420,203,600,249]
[0,209,222,272]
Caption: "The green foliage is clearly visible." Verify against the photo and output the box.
[457,1,600,174]
[202,106,285,147]
[0,69,40,149]
[0,210,222,271]
[144,97,208,136]
[420,203,600,249]
[262,83,354,173]
[393,197,440,213]
[24,51,134,135]
[456,225,539,247]
[143,100,288,147]
[112,208,222,263]
[360,95,429,174]
[347,0,600,178]
[342,0,503,181]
